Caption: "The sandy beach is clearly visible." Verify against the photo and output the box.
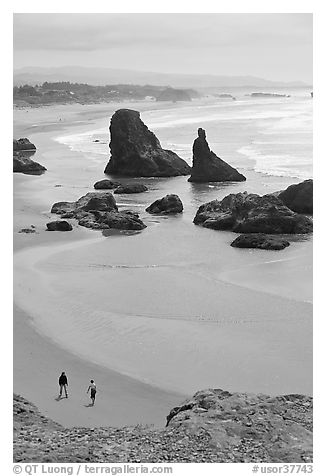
[13,98,313,428]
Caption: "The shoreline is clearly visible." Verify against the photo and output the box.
[13,101,313,427]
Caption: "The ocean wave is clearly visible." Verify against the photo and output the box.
[238,145,312,179]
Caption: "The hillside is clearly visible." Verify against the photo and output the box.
[13,82,199,106]
[13,66,309,89]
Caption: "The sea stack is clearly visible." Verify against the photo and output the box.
[188,128,246,183]
[104,109,191,177]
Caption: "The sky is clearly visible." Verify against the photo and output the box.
[13,13,312,82]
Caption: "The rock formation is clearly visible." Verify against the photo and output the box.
[194,192,313,234]
[114,184,148,194]
[188,129,246,183]
[94,179,121,190]
[14,390,312,463]
[51,192,146,231]
[13,138,36,152]
[46,220,73,231]
[146,194,183,214]
[166,389,312,463]
[278,179,313,215]
[231,233,290,250]
[104,109,191,177]
[13,152,46,175]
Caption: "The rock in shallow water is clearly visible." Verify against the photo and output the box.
[146,194,183,214]
[194,191,312,235]
[94,179,121,190]
[13,138,36,152]
[188,128,246,183]
[104,109,191,177]
[46,220,73,231]
[278,179,313,215]
[13,152,46,175]
[114,183,148,194]
[231,233,290,250]
[51,192,146,231]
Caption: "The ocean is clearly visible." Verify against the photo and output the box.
[14,90,313,399]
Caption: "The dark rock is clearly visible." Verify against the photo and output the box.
[114,184,148,194]
[13,138,36,152]
[51,192,146,231]
[94,179,121,190]
[231,233,290,250]
[156,88,191,102]
[18,228,36,234]
[46,221,73,231]
[194,192,313,234]
[104,109,191,177]
[93,139,100,142]
[78,210,146,231]
[146,194,183,214]
[278,180,313,215]
[51,192,118,215]
[13,152,46,175]
[188,129,246,183]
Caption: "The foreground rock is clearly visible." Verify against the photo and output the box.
[94,179,121,190]
[51,192,146,231]
[46,220,73,231]
[188,128,246,183]
[278,179,313,215]
[104,109,191,177]
[13,152,46,175]
[14,391,312,463]
[166,389,312,463]
[194,192,313,234]
[13,138,36,151]
[146,194,183,214]
[114,183,148,194]
[231,233,290,250]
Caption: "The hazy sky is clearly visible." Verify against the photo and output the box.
[13,13,312,82]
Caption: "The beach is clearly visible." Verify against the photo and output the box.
[13,94,313,428]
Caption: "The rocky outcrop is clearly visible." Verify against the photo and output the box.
[51,192,146,231]
[166,389,312,463]
[94,179,121,190]
[14,390,312,463]
[13,152,46,175]
[13,138,36,151]
[104,109,191,177]
[188,129,246,183]
[114,184,148,194]
[146,194,183,214]
[249,93,291,98]
[46,220,73,231]
[278,180,313,215]
[18,226,36,234]
[156,88,191,102]
[194,192,313,234]
[231,233,290,250]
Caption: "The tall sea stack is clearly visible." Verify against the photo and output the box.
[104,109,191,177]
[188,128,246,183]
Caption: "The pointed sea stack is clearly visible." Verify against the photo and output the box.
[104,109,191,177]
[188,128,246,183]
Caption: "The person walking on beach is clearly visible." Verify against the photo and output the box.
[58,372,68,398]
[86,380,97,406]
